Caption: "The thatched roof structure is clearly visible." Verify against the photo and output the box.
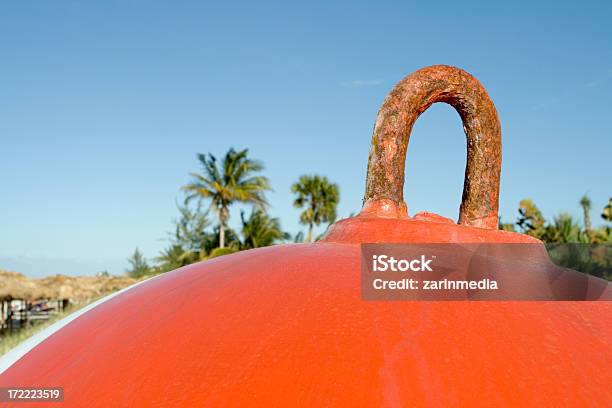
[37,275,136,302]
[0,270,46,300]
[0,270,135,302]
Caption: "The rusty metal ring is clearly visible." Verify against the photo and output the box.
[361,65,501,230]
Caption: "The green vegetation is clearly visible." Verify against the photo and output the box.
[208,247,238,258]
[240,210,289,249]
[125,248,151,278]
[126,148,340,277]
[291,175,340,242]
[154,203,216,271]
[502,195,612,280]
[509,195,612,244]
[182,149,271,249]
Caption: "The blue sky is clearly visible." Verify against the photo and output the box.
[1,1,611,277]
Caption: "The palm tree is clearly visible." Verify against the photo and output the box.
[183,148,271,248]
[240,210,288,249]
[580,194,592,238]
[291,175,339,242]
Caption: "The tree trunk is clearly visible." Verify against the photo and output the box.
[307,223,313,243]
[218,206,230,249]
[584,210,592,233]
[584,209,592,241]
[219,224,225,248]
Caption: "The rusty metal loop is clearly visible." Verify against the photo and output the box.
[361,65,501,230]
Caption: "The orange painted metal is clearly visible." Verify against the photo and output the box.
[1,66,611,407]
[2,246,612,407]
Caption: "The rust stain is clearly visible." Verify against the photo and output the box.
[362,65,501,230]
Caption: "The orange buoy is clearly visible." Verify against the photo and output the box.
[1,65,610,407]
